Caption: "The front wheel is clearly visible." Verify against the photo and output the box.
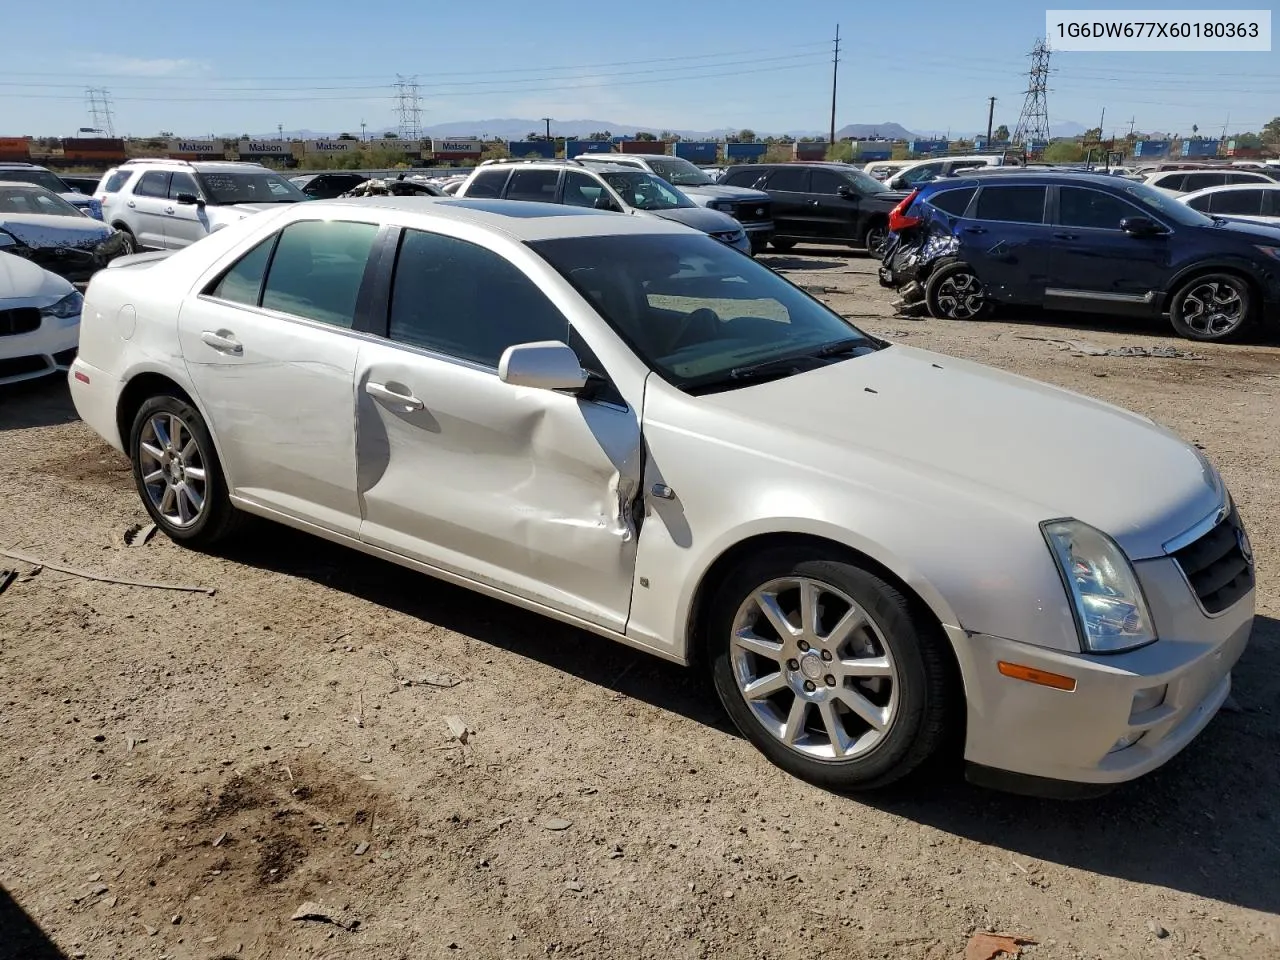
[863,222,890,259]
[1168,273,1252,341]
[129,394,242,547]
[709,549,957,791]
[770,238,797,252]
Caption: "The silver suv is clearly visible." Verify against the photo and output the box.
[94,159,307,251]
[574,154,774,251]
[457,160,752,255]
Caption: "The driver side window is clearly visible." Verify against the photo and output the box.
[810,170,851,196]
[563,171,612,209]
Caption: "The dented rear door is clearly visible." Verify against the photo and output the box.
[352,226,643,632]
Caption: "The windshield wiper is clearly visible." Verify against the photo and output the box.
[685,338,869,394]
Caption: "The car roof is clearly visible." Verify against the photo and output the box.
[310,196,692,241]
[919,170,1145,190]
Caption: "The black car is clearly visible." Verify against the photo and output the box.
[719,162,906,255]
[289,172,369,200]
[880,171,1280,342]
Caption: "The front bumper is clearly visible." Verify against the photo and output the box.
[953,554,1253,789]
[0,314,80,386]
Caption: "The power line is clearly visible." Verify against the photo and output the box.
[1012,39,1051,145]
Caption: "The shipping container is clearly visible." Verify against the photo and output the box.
[725,142,767,162]
[0,136,32,162]
[619,140,668,155]
[793,141,830,161]
[167,139,226,160]
[303,139,360,155]
[1132,139,1171,157]
[1181,138,1221,158]
[565,140,613,156]
[507,140,556,159]
[673,141,718,163]
[907,139,948,156]
[236,139,294,160]
[610,135,634,143]
[853,147,892,161]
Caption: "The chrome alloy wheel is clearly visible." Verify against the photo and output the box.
[730,577,900,761]
[934,271,984,319]
[1181,280,1245,337]
[138,413,208,528]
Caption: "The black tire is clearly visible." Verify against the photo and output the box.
[1168,272,1253,342]
[749,236,769,256]
[925,260,989,320]
[863,221,890,259]
[708,547,958,792]
[129,394,242,548]
[770,238,797,252]
[114,225,137,254]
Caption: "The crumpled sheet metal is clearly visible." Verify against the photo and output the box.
[884,229,959,286]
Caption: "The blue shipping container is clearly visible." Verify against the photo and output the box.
[1132,139,1171,157]
[855,148,892,161]
[1181,139,1220,158]
[726,142,767,161]
[673,141,718,163]
[508,140,556,159]
[908,139,948,155]
[565,140,613,156]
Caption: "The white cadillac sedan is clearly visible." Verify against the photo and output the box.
[69,198,1255,796]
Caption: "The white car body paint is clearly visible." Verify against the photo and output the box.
[0,251,80,384]
[68,198,1255,788]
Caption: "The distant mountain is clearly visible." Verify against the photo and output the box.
[1050,120,1087,137]
[835,122,916,141]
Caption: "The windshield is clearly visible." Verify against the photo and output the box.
[844,168,889,194]
[1120,181,1214,226]
[644,157,714,187]
[0,183,83,217]
[0,169,70,194]
[530,233,880,392]
[196,170,307,204]
[601,171,695,211]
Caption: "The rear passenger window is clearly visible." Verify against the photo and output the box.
[974,185,1046,223]
[465,169,510,198]
[102,170,132,194]
[1182,173,1227,191]
[206,235,276,305]
[765,167,809,192]
[505,169,560,202]
[927,187,976,216]
[1212,190,1265,215]
[388,229,568,367]
[260,220,378,328]
[1226,173,1266,185]
[135,172,170,198]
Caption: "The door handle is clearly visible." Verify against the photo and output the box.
[366,381,424,412]
[809,200,821,206]
[963,226,987,234]
[200,330,243,355]
[164,206,175,214]
[1053,232,1079,240]
[127,201,136,208]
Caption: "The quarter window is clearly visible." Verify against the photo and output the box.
[1058,187,1143,230]
[259,220,378,328]
[505,169,560,202]
[974,185,1047,224]
[135,171,171,198]
[388,229,568,367]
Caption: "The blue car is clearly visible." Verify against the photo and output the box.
[879,171,1280,342]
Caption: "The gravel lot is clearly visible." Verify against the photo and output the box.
[1,249,1277,960]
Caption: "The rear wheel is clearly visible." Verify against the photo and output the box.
[926,261,989,320]
[1168,273,1252,342]
[129,394,242,547]
[709,548,957,791]
[770,238,796,252]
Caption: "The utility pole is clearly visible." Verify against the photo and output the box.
[986,96,997,142]
[542,117,552,140]
[277,122,283,141]
[1127,116,1136,137]
[360,120,367,142]
[1097,106,1106,144]
[829,25,840,150]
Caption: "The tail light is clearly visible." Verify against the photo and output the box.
[888,190,921,232]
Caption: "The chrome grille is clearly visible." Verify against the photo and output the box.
[0,308,40,337]
[1171,507,1253,614]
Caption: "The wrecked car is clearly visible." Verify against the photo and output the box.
[0,183,128,284]
[880,170,1280,341]
[69,198,1254,797]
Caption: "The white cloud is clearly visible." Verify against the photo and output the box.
[84,55,211,77]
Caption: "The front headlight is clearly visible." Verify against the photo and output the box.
[41,291,83,320]
[711,201,734,212]
[1042,519,1156,653]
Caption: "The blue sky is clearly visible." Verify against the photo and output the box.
[3,0,1276,138]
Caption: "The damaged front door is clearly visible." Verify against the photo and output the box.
[354,228,643,632]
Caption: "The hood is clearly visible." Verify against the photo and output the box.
[208,202,294,222]
[1203,216,1280,243]
[648,206,742,234]
[0,214,114,249]
[700,344,1222,559]
[0,249,74,304]
[680,184,771,203]
[864,190,910,209]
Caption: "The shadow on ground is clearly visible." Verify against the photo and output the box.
[223,523,1280,916]
[0,377,79,433]
[0,885,67,960]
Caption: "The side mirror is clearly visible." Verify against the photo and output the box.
[498,341,588,392]
[1120,216,1166,237]
[594,195,617,211]
[837,184,857,200]
[176,193,204,206]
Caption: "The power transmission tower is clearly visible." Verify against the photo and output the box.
[1012,39,1051,145]
[84,87,116,137]
[393,75,422,141]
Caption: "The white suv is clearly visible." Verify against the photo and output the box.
[95,159,307,251]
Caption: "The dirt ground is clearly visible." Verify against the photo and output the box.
[1,249,1277,960]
